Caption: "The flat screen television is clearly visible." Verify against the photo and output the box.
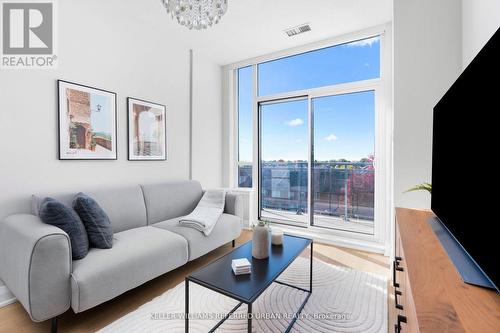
[432,28,499,291]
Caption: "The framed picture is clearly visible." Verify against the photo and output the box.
[57,80,117,160]
[127,97,166,161]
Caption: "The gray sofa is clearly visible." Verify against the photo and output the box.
[0,180,242,327]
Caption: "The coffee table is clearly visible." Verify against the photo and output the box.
[185,234,313,333]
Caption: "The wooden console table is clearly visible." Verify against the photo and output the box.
[394,208,500,332]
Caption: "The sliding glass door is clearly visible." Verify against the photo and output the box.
[312,91,375,235]
[258,91,376,234]
[259,98,309,226]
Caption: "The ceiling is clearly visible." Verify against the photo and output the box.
[150,0,393,65]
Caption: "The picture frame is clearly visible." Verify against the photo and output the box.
[57,80,117,160]
[127,97,167,161]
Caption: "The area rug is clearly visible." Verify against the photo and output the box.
[99,257,387,332]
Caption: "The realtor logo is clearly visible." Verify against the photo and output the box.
[1,0,57,68]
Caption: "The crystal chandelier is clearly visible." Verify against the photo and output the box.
[161,0,228,30]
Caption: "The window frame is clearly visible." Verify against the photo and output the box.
[224,24,393,253]
[236,65,255,188]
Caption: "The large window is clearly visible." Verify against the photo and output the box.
[237,66,253,187]
[235,31,389,237]
[258,36,380,96]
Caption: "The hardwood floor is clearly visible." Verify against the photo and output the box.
[0,230,389,333]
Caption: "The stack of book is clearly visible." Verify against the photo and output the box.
[231,258,251,275]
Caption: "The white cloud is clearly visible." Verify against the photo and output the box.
[285,118,304,127]
[324,134,338,141]
[348,36,380,47]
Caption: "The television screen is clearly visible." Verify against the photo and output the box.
[432,28,499,290]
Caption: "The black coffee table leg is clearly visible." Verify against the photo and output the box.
[185,278,189,333]
[247,303,252,333]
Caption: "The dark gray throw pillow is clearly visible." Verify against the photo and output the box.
[39,197,89,260]
[73,193,113,249]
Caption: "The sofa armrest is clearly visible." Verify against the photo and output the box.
[0,214,71,322]
[224,193,243,221]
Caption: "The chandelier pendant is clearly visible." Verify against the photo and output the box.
[161,0,228,30]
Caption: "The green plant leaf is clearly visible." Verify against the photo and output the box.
[405,182,432,194]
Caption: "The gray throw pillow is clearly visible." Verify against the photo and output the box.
[39,197,89,260]
[73,193,113,249]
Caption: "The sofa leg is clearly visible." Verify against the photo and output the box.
[51,317,58,333]
[232,239,235,247]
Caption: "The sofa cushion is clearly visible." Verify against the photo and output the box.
[152,213,241,260]
[32,185,147,233]
[141,180,203,224]
[73,193,113,249]
[70,226,188,312]
[39,198,89,260]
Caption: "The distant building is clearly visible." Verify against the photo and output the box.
[258,161,375,221]
[66,89,92,150]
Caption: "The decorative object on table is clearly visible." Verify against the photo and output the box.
[127,97,166,161]
[160,0,228,30]
[405,182,432,194]
[57,80,117,160]
[231,258,251,275]
[271,228,284,246]
[252,220,270,259]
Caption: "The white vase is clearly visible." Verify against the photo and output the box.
[252,222,270,259]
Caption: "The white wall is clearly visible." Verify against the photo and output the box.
[462,0,500,68]
[0,1,222,291]
[192,52,222,188]
[393,0,462,209]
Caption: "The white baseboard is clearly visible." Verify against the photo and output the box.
[0,285,16,308]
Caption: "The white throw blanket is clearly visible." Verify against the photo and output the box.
[179,190,226,236]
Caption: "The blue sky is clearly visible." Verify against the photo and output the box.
[313,92,374,161]
[90,93,111,134]
[261,99,309,161]
[239,36,379,162]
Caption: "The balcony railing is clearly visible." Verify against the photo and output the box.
[239,161,375,224]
